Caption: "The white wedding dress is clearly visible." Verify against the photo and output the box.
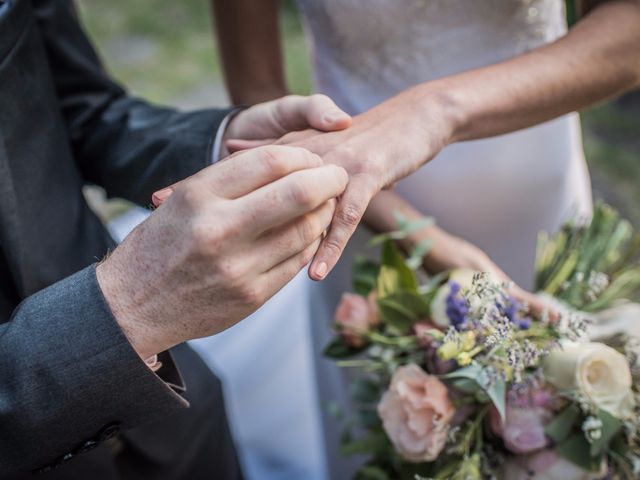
[113,2,592,480]
[294,0,593,478]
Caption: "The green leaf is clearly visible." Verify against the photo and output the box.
[350,377,381,404]
[353,256,380,296]
[450,377,480,394]
[377,266,401,298]
[545,404,581,444]
[443,364,506,421]
[556,433,603,472]
[483,376,506,423]
[377,291,430,332]
[589,409,623,457]
[407,239,434,270]
[341,432,388,456]
[323,336,366,359]
[379,240,418,293]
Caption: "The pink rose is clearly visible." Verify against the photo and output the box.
[334,292,379,347]
[490,405,552,455]
[502,450,599,479]
[377,364,455,462]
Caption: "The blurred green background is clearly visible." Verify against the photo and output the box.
[75,0,640,226]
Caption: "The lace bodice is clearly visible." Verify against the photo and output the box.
[296,0,567,114]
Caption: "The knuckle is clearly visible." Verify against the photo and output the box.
[175,180,205,212]
[322,235,344,256]
[288,182,314,209]
[189,209,240,254]
[214,259,245,285]
[310,93,330,107]
[188,221,216,254]
[340,203,362,228]
[258,147,287,176]
[335,143,359,162]
[238,283,265,308]
[298,215,321,245]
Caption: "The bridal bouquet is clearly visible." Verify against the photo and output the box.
[324,203,640,479]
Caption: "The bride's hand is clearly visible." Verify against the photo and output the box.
[227,88,459,281]
[410,225,553,319]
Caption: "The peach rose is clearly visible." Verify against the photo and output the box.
[334,292,379,347]
[377,364,455,462]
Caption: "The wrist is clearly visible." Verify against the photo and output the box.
[406,81,467,146]
[96,257,169,361]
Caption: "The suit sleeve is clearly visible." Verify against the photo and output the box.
[0,264,189,475]
[32,0,231,206]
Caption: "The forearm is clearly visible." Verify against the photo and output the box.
[212,0,288,104]
[0,265,185,474]
[411,0,640,143]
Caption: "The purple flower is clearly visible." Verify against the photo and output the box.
[497,296,531,330]
[445,282,469,330]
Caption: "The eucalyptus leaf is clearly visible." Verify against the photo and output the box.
[407,239,434,270]
[589,409,623,457]
[443,364,506,420]
[544,404,581,444]
[556,434,603,472]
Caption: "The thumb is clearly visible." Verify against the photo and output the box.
[271,94,352,133]
[301,94,352,131]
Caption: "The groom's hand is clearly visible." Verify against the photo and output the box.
[151,94,351,206]
[220,94,352,158]
[97,146,348,360]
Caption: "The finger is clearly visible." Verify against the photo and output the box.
[226,138,274,154]
[193,145,323,199]
[152,180,184,207]
[298,94,352,131]
[309,175,375,280]
[260,236,323,301]
[509,284,559,322]
[273,94,352,133]
[238,164,348,235]
[252,200,335,272]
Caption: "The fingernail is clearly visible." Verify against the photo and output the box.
[152,187,173,204]
[314,261,328,279]
[323,111,348,125]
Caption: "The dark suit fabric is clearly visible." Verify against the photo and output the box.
[0,0,241,478]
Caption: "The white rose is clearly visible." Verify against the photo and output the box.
[543,342,635,419]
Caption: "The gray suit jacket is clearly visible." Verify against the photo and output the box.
[0,0,241,477]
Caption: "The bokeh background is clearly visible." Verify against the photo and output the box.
[75,0,640,227]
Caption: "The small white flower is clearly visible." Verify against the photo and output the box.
[581,416,603,443]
